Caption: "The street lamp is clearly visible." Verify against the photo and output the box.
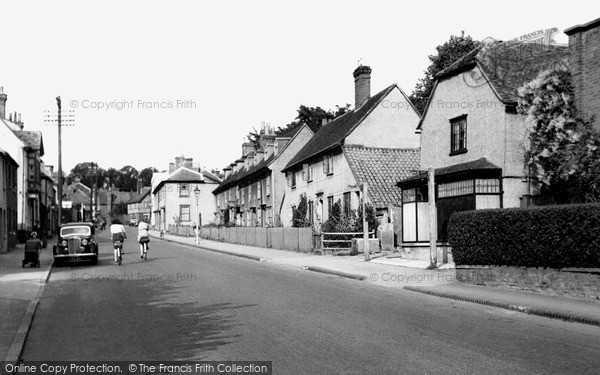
[194,186,201,245]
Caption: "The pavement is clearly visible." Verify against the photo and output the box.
[1,231,599,364]
[0,241,53,364]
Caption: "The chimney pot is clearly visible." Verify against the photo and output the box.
[353,65,372,109]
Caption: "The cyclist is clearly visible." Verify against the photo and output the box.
[109,219,127,263]
[137,219,150,259]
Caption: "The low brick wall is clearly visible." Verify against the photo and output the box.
[456,265,600,299]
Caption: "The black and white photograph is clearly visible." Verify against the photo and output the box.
[1,0,599,374]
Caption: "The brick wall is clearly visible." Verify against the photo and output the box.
[456,265,600,299]
[566,18,600,129]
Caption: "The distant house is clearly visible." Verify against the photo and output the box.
[212,125,314,227]
[396,37,570,256]
[40,164,57,236]
[152,157,221,231]
[281,66,420,228]
[127,187,151,224]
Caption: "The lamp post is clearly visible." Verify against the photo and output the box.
[194,185,201,245]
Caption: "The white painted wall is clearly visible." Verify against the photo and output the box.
[419,66,529,207]
[346,86,420,148]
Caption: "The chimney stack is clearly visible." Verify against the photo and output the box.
[566,17,600,130]
[242,142,254,156]
[353,65,372,109]
[0,87,6,119]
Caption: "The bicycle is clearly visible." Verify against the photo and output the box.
[113,239,124,265]
[139,237,149,261]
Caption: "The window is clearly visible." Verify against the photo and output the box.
[327,196,334,216]
[323,155,334,175]
[266,176,271,196]
[475,178,500,194]
[438,180,474,198]
[308,200,314,224]
[257,181,263,201]
[401,187,428,203]
[343,192,351,216]
[179,183,189,197]
[291,171,297,189]
[303,164,314,182]
[179,205,190,221]
[450,115,467,154]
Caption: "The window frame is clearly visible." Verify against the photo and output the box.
[179,204,191,222]
[179,183,190,197]
[450,114,468,155]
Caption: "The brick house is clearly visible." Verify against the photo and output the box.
[396,35,571,258]
[213,125,314,227]
[565,17,600,130]
[152,158,221,231]
[281,66,420,228]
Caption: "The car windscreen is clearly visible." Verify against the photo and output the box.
[61,226,91,236]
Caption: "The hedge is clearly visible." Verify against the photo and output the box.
[448,203,600,268]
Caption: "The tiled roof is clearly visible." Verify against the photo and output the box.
[418,41,570,130]
[212,153,275,195]
[344,146,420,209]
[396,157,502,187]
[438,41,570,104]
[126,187,151,204]
[153,167,219,194]
[283,84,400,172]
[14,131,44,156]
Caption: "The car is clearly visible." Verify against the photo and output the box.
[53,222,99,265]
[129,218,138,227]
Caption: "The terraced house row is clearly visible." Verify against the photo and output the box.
[0,87,57,253]
[209,17,600,260]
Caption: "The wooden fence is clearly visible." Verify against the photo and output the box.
[198,226,318,252]
[321,231,375,254]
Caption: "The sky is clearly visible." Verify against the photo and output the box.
[0,0,596,174]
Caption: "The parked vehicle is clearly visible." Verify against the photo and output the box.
[53,222,99,265]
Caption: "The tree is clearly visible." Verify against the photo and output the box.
[275,104,351,136]
[292,194,311,227]
[518,68,600,202]
[409,32,480,115]
[67,162,105,189]
[138,167,157,187]
[118,165,139,192]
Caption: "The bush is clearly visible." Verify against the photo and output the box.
[448,203,600,268]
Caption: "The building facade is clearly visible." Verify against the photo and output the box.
[282,66,421,228]
[213,125,314,227]
[397,36,571,252]
[152,158,221,231]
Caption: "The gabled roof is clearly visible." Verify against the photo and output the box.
[14,131,44,156]
[283,84,407,172]
[152,166,218,194]
[0,147,18,166]
[396,158,502,188]
[418,41,569,130]
[344,146,420,209]
[126,187,151,204]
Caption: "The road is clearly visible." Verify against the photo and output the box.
[21,227,600,374]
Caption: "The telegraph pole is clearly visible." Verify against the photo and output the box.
[57,97,63,226]
[44,97,74,227]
